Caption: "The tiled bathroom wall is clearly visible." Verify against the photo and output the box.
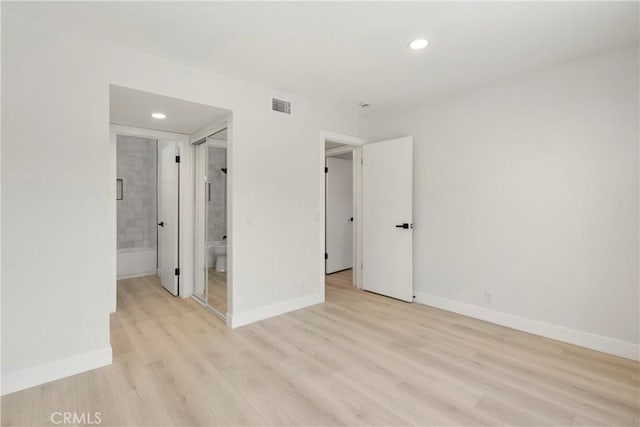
[207,146,227,242]
[117,135,157,250]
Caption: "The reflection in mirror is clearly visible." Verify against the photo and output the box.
[193,139,206,303]
[206,144,227,315]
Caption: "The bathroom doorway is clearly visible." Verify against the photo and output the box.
[193,123,229,319]
[113,128,184,297]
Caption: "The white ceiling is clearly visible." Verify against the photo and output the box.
[110,85,230,134]
[13,2,640,111]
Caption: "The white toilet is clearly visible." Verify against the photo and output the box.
[215,254,227,273]
[208,239,227,273]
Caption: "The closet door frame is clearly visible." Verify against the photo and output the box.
[190,119,232,323]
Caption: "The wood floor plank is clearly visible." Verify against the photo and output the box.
[207,269,227,315]
[2,270,638,426]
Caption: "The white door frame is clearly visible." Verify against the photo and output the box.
[109,125,193,312]
[320,131,367,290]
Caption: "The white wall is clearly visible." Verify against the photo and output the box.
[1,9,366,393]
[368,46,639,359]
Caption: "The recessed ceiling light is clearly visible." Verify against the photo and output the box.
[408,39,429,50]
[151,112,166,119]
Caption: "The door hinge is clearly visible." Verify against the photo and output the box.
[174,268,180,276]
[325,167,328,173]
[325,253,328,260]
[175,155,181,163]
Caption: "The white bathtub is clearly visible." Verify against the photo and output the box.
[117,247,157,279]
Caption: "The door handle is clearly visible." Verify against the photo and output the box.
[158,221,165,227]
[395,223,412,229]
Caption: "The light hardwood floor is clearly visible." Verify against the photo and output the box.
[207,269,227,315]
[2,270,639,426]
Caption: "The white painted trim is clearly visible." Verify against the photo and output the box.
[319,131,367,292]
[117,271,157,280]
[109,127,118,313]
[225,117,234,318]
[321,130,367,147]
[352,146,363,289]
[1,347,112,396]
[111,124,189,141]
[176,139,193,299]
[191,119,229,145]
[228,292,324,328]
[414,292,640,361]
[325,145,353,157]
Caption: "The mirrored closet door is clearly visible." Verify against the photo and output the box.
[194,127,228,318]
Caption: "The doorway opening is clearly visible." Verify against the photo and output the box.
[109,84,232,317]
[321,132,366,292]
[320,131,415,302]
[325,143,354,275]
[112,127,186,299]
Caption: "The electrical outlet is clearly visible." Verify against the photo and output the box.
[484,290,493,305]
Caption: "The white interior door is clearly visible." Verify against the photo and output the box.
[157,140,179,296]
[326,156,353,273]
[362,137,413,302]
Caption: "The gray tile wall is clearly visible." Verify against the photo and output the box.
[117,135,157,250]
[207,146,227,242]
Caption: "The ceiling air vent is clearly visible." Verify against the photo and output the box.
[272,98,292,115]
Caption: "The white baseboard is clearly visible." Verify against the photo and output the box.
[117,271,156,280]
[228,292,324,328]
[1,347,113,396]
[414,292,639,361]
